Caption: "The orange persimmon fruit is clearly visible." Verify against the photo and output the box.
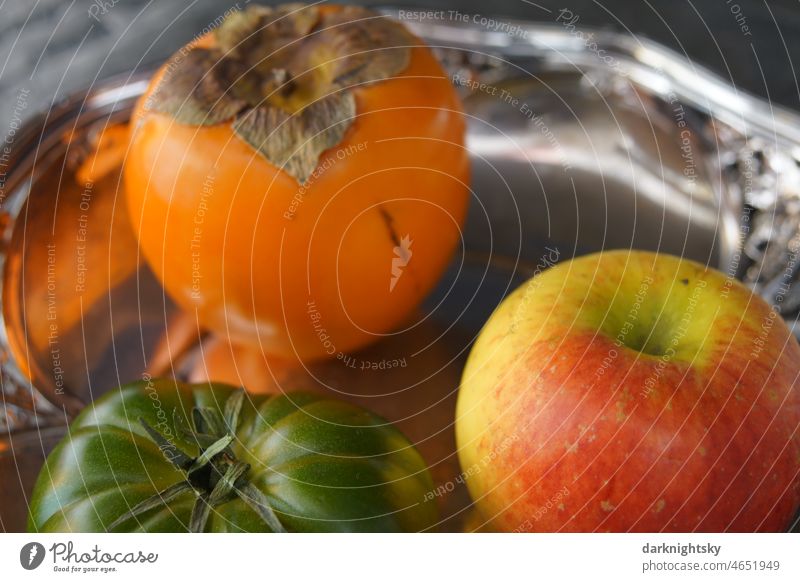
[124,3,469,360]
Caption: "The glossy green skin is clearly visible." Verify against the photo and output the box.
[29,380,437,532]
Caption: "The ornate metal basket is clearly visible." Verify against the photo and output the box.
[2,11,799,531]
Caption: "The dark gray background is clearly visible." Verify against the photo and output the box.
[2,0,800,127]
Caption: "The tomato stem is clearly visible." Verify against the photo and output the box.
[107,481,194,531]
[107,389,287,532]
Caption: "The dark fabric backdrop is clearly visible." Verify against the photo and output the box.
[2,1,800,124]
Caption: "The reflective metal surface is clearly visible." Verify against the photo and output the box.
[2,13,800,531]
[417,16,800,328]
[0,427,64,531]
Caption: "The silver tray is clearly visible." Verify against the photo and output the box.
[2,10,800,532]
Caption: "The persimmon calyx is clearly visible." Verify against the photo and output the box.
[145,3,414,183]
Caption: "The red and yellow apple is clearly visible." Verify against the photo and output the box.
[456,250,800,532]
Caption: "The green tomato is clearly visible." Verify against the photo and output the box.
[28,380,438,532]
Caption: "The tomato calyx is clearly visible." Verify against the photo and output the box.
[108,389,286,532]
[144,3,415,183]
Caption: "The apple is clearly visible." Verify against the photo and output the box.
[456,250,800,532]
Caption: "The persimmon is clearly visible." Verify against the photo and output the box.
[125,3,469,360]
